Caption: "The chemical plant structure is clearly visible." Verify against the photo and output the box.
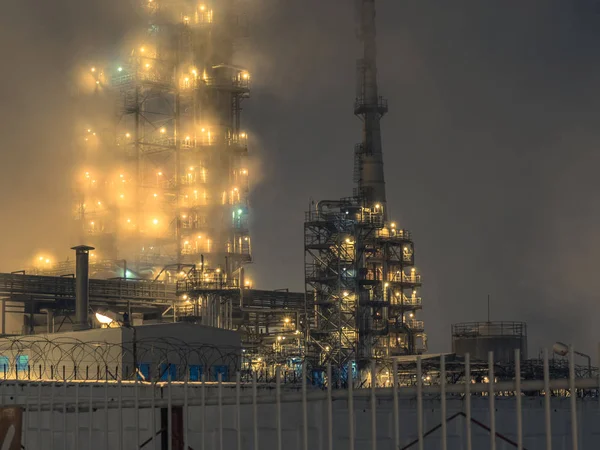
[0,0,429,384]
[11,0,306,379]
[303,0,426,378]
[0,0,593,389]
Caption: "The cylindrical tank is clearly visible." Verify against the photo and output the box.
[451,321,527,363]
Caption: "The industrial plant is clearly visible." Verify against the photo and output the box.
[0,0,433,385]
[0,0,585,391]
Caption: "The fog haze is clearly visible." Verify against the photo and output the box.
[1,1,599,356]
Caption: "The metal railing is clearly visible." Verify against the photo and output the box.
[2,346,599,449]
[452,321,527,338]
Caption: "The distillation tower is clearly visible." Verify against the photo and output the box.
[74,0,251,281]
[305,0,426,374]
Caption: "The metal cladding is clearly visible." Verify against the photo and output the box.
[305,0,426,373]
[71,245,94,330]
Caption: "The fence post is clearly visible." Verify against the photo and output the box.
[302,361,308,450]
[371,364,377,450]
[515,348,523,450]
[348,361,355,450]
[441,354,447,450]
[236,372,242,450]
[201,373,206,450]
[489,351,496,450]
[392,360,399,449]
[276,366,282,450]
[417,355,423,450]
[253,371,258,450]
[569,346,578,450]
[327,363,333,450]
[465,353,472,450]
[543,348,552,450]
[218,372,223,450]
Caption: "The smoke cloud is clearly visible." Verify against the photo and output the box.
[1,1,599,357]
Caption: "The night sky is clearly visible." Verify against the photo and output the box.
[1,1,600,357]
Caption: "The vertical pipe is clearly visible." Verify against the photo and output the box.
[543,348,552,450]
[236,372,242,450]
[417,356,423,450]
[515,349,523,450]
[569,346,578,450]
[465,353,472,450]
[327,363,333,450]
[218,373,224,450]
[253,371,258,450]
[489,351,496,450]
[371,364,377,450]
[71,245,94,330]
[1,299,5,335]
[392,360,399,449]
[348,361,355,450]
[302,362,308,450]
[276,366,282,450]
[440,355,447,450]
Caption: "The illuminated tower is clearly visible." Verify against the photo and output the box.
[305,0,426,375]
[75,0,251,279]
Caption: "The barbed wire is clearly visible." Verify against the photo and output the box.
[0,336,240,382]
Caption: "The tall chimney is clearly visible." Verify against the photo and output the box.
[71,245,94,331]
[354,0,388,216]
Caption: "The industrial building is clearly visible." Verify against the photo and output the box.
[0,0,429,383]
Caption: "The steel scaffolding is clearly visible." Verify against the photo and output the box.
[305,0,427,375]
[74,0,251,279]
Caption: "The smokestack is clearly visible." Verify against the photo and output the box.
[71,245,94,331]
[354,0,388,215]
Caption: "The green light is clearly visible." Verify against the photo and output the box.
[238,209,243,215]
[118,67,123,72]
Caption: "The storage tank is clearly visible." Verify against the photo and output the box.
[451,321,527,362]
